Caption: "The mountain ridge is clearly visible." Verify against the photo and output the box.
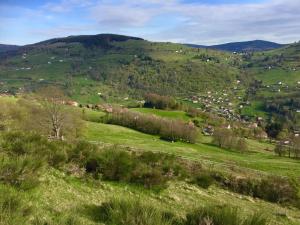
[0,44,20,53]
[186,40,285,52]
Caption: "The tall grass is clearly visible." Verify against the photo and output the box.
[185,205,268,225]
[0,185,31,225]
[94,198,179,225]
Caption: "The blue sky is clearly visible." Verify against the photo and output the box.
[0,0,299,45]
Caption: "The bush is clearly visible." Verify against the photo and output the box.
[95,198,179,225]
[191,171,215,189]
[256,177,299,204]
[185,205,268,225]
[0,155,44,190]
[216,173,300,207]
[84,148,187,189]
[131,164,168,189]
[1,131,71,168]
[68,140,98,164]
[97,149,136,181]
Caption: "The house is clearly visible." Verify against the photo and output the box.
[203,125,214,136]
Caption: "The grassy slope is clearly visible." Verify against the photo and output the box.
[24,118,299,225]
[21,168,299,225]
[84,121,300,179]
[1,98,300,224]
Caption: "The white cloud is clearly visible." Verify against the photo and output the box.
[1,0,300,45]
[87,0,300,44]
[43,0,93,13]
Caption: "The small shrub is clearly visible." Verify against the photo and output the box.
[191,172,215,189]
[97,149,136,181]
[131,164,168,189]
[68,140,98,164]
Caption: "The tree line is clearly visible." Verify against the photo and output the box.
[104,108,198,143]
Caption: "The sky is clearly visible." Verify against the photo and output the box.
[0,0,299,45]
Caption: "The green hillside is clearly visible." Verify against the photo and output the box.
[240,42,300,132]
[0,34,243,103]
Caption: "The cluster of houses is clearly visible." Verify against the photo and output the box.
[15,67,32,71]
[260,80,300,93]
[186,80,245,121]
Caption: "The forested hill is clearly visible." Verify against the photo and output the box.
[0,34,244,103]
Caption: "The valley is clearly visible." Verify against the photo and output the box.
[0,34,300,225]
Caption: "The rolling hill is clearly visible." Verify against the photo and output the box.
[0,34,298,121]
[0,34,244,103]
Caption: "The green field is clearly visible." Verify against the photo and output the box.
[84,121,300,179]
[130,108,191,121]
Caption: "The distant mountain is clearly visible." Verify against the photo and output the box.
[0,44,20,53]
[186,40,284,52]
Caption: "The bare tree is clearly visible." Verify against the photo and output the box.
[18,87,83,140]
